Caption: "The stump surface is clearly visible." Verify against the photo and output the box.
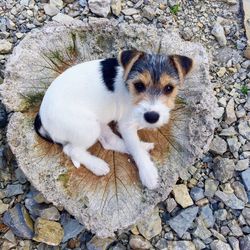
[1,21,216,237]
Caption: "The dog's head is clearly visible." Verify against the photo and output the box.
[118,50,193,129]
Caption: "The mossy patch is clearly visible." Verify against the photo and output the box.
[57,173,70,189]
[21,92,45,112]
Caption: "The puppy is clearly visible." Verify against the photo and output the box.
[34,50,193,189]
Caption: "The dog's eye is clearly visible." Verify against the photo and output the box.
[163,84,174,94]
[134,81,146,93]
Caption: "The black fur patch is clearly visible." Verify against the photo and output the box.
[34,114,53,143]
[128,54,179,84]
[100,58,119,92]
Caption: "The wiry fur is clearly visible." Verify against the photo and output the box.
[35,50,193,189]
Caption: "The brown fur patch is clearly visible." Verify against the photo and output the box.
[160,86,179,109]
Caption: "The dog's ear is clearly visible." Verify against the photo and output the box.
[170,55,193,79]
[118,50,144,78]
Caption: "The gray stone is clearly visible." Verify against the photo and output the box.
[238,121,250,140]
[166,198,177,213]
[0,200,9,214]
[241,168,250,191]
[214,209,227,221]
[122,8,139,16]
[167,241,196,250]
[220,127,237,137]
[245,95,250,111]
[173,184,193,208]
[204,179,219,198]
[240,235,250,250]
[210,240,232,250]
[200,205,215,228]
[155,238,168,249]
[61,213,85,243]
[209,136,227,155]
[193,238,206,250]
[215,190,245,209]
[211,23,227,47]
[15,168,27,184]
[40,206,60,221]
[168,206,199,237]
[242,207,250,225]
[137,208,162,240]
[1,22,215,237]
[232,181,248,203]
[212,157,235,183]
[88,0,111,17]
[228,236,240,250]
[50,0,63,9]
[129,235,152,249]
[192,219,212,240]
[4,184,24,197]
[210,229,226,242]
[227,137,240,158]
[52,13,75,25]
[190,187,204,201]
[142,6,155,20]
[44,4,60,16]
[3,204,34,239]
[0,40,12,54]
[235,159,249,171]
[228,220,243,237]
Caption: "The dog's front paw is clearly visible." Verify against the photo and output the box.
[91,160,110,176]
[141,142,155,152]
[139,162,159,190]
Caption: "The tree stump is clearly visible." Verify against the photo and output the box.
[0,20,216,237]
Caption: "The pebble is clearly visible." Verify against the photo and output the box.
[111,0,121,16]
[190,187,204,201]
[142,6,155,21]
[3,204,34,239]
[166,198,177,213]
[155,238,168,249]
[204,178,219,198]
[4,184,24,197]
[137,208,162,240]
[40,206,60,221]
[122,8,139,16]
[0,200,9,214]
[0,40,12,54]
[192,218,212,240]
[228,220,243,237]
[60,213,84,243]
[129,235,152,249]
[220,127,237,137]
[242,207,250,225]
[86,236,114,250]
[172,184,193,208]
[167,241,196,250]
[228,236,240,250]
[44,4,60,16]
[240,235,250,250]
[215,190,245,209]
[232,181,248,203]
[214,209,227,221]
[33,218,64,246]
[200,205,215,228]
[88,0,111,17]
[50,0,64,9]
[211,23,227,46]
[235,159,249,171]
[240,168,250,191]
[217,67,227,77]
[227,137,240,158]
[168,206,199,237]
[210,229,227,242]
[209,136,227,155]
[238,121,250,140]
[210,240,232,250]
[225,98,237,124]
[212,157,235,183]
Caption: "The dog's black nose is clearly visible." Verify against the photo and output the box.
[144,111,159,124]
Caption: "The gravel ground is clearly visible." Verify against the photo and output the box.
[0,0,250,249]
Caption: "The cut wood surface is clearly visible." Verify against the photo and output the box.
[1,20,215,237]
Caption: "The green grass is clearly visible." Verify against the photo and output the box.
[241,85,249,95]
[170,4,181,15]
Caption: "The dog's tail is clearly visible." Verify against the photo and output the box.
[34,113,54,143]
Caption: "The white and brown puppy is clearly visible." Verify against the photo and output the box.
[34,50,193,189]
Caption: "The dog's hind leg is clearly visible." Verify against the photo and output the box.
[99,124,128,154]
